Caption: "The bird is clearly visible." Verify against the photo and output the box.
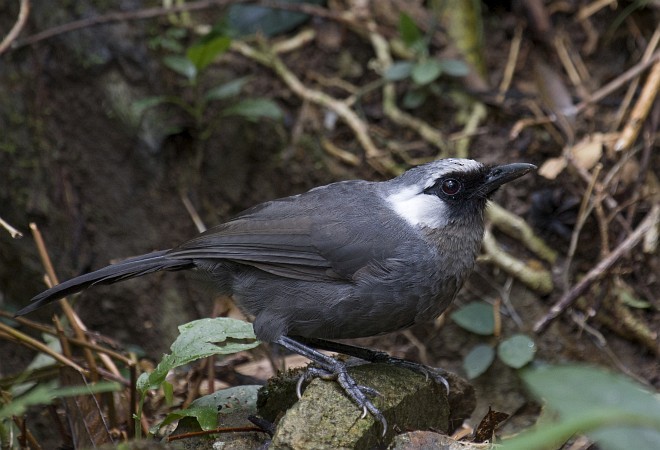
[17,158,535,434]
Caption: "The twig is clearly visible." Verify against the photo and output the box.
[0,0,30,55]
[15,0,245,49]
[574,49,660,114]
[232,38,393,173]
[0,215,23,238]
[480,230,554,295]
[368,27,451,157]
[0,322,90,376]
[613,24,660,129]
[30,223,101,380]
[487,202,558,264]
[534,204,659,333]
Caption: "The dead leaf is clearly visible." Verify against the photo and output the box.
[571,135,603,170]
[538,157,567,179]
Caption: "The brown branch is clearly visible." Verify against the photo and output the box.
[534,204,660,333]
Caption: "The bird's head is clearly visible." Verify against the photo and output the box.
[385,158,536,229]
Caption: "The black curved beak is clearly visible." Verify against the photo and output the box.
[483,163,536,195]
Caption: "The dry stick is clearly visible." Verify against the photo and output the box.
[0,0,30,54]
[29,223,101,381]
[0,322,89,375]
[614,58,660,151]
[534,204,659,333]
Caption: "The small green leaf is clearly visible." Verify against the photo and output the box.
[402,89,427,109]
[163,55,197,80]
[131,96,169,117]
[450,301,494,335]
[227,1,323,37]
[384,61,414,81]
[0,382,121,420]
[398,13,423,47]
[497,334,536,369]
[205,76,251,101]
[222,98,283,122]
[439,59,470,77]
[187,36,231,72]
[411,59,443,85]
[463,344,495,379]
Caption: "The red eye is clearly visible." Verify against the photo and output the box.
[441,179,461,195]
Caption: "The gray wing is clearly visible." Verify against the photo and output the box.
[167,181,413,282]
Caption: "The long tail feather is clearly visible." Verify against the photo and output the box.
[16,250,194,315]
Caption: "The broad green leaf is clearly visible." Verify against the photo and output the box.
[398,13,423,47]
[136,318,259,394]
[411,59,443,85]
[222,98,283,122]
[187,36,231,72]
[463,344,495,379]
[153,385,260,432]
[163,55,197,80]
[497,334,536,369]
[205,76,251,101]
[439,59,471,77]
[384,61,414,81]
[503,365,660,450]
[450,301,494,335]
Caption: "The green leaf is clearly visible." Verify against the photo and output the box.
[162,55,197,81]
[463,344,495,379]
[222,98,283,122]
[411,59,443,85]
[439,59,471,77]
[398,13,423,47]
[497,334,536,369]
[136,318,259,394]
[402,89,427,109]
[153,385,260,432]
[0,382,121,419]
[384,61,413,81]
[205,76,252,101]
[502,365,660,450]
[131,96,170,117]
[450,301,494,335]
[227,0,323,37]
[187,36,231,72]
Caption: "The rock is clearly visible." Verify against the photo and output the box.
[258,363,475,449]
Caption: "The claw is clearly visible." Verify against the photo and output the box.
[361,405,367,419]
[296,373,305,399]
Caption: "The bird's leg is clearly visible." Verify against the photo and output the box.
[290,336,450,393]
[274,335,388,435]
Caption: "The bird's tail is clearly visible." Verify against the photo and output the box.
[16,250,194,316]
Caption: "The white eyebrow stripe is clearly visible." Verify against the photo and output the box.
[386,186,449,228]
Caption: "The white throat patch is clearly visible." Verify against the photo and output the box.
[386,186,449,229]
